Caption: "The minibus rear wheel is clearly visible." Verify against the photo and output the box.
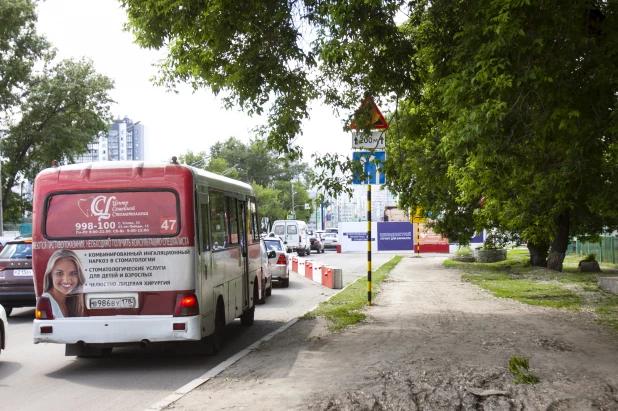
[241,284,257,326]
[208,301,225,355]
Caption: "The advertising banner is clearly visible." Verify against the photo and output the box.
[377,222,413,251]
[415,222,449,252]
[340,222,377,252]
[45,190,179,238]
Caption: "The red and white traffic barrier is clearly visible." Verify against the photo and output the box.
[289,257,342,289]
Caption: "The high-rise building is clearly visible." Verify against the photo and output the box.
[74,117,145,163]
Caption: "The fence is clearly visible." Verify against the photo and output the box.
[574,236,618,264]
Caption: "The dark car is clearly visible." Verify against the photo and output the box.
[0,237,34,316]
[309,232,324,253]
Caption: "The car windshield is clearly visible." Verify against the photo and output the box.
[264,240,283,251]
[0,242,32,259]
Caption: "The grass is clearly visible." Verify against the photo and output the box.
[446,248,618,333]
[301,255,403,332]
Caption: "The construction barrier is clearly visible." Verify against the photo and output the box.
[312,263,322,283]
[289,257,343,289]
[305,260,313,279]
[321,266,343,289]
[292,257,298,273]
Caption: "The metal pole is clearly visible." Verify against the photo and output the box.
[291,182,295,218]
[417,220,421,257]
[367,184,372,306]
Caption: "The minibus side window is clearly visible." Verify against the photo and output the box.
[227,196,239,245]
[248,197,259,243]
[200,204,210,252]
[209,191,228,250]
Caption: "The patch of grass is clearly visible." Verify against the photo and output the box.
[301,255,403,332]
[508,356,539,385]
[448,250,618,333]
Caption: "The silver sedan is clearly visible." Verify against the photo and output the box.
[263,237,290,288]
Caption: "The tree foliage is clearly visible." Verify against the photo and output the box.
[0,0,50,111]
[178,137,315,223]
[121,0,618,271]
[1,0,114,216]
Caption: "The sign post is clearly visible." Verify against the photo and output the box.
[412,209,426,257]
[350,97,388,306]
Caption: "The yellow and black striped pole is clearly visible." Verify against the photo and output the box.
[367,184,372,306]
[417,220,421,257]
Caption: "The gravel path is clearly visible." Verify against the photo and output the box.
[169,255,618,411]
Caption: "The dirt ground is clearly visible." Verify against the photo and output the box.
[168,255,618,411]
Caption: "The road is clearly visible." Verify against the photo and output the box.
[0,251,404,411]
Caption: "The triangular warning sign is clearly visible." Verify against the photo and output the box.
[350,97,388,130]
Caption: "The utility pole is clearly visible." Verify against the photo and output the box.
[291,182,296,218]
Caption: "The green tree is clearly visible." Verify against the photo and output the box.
[2,58,114,212]
[178,150,209,168]
[252,183,283,232]
[121,0,618,271]
[386,0,618,271]
[0,0,50,111]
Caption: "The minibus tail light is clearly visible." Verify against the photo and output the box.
[174,294,199,317]
[277,254,287,265]
[36,296,54,320]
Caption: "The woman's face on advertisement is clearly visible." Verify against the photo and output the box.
[51,258,79,295]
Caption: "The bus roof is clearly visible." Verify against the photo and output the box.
[36,161,255,196]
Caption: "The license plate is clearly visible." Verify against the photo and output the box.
[13,269,33,276]
[89,297,136,309]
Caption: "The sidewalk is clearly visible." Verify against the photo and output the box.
[165,255,618,410]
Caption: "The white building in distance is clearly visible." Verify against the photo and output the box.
[74,116,145,163]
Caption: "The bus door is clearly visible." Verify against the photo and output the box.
[238,200,249,310]
[197,192,214,322]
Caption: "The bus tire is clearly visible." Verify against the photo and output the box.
[241,285,257,326]
[208,302,225,355]
[282,278,289,288]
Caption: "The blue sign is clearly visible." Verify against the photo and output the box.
[352,151,386,185]
[343,232,375,241]
[377,222,413,251]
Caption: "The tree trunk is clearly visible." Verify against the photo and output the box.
[527,241,549,267]
[547,210,570,272]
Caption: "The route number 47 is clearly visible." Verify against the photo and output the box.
[160,218,177,234]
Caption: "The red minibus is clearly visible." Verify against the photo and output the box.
[32,160,263,356]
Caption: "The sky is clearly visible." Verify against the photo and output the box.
[35,0,355,164]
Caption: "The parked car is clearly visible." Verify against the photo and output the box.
[263,236,290,287]
[0,304,7,355]
[0,236,34,316]
[325,228,338,235]
[259,239,276,303]
[309,232,325,253]
[322,232,339,250]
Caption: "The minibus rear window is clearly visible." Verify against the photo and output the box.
[44,190,180,239]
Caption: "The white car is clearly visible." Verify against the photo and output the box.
[322,233,339,250]
[0,304,7,355]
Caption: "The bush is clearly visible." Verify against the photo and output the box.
[454,246,473,257]
[582,253,597,262]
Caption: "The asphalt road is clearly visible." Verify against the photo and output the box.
[0,251,405,411]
